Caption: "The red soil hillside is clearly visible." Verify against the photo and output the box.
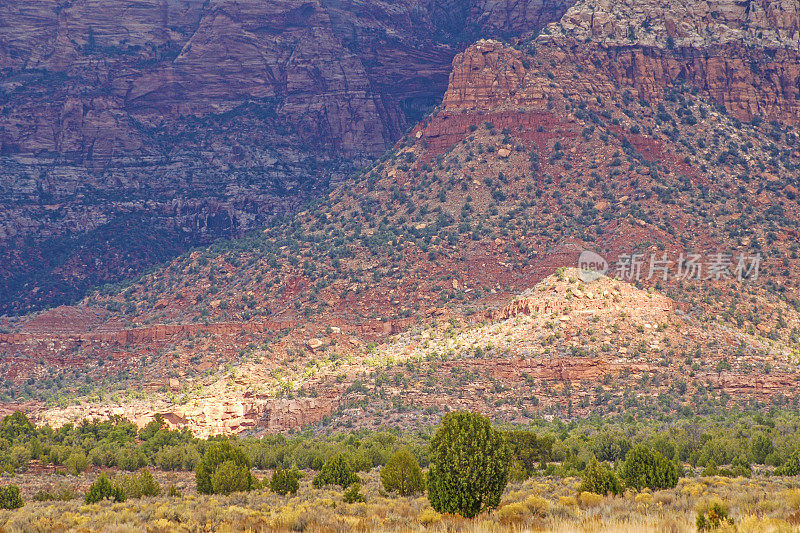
[1,0,800,436]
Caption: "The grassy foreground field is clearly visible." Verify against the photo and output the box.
[1,469,799,532]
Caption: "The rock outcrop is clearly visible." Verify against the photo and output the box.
[11,393,341,438]
[439,1,800,123]
[545,0,800,122]
[442,40,532,110]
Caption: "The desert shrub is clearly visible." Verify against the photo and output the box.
[580,457,622,495]
[559,495,578,507]
[776,450,800,476]
[750,434,774,464]
[697,501,733,530]
[380,448,424,496]
[786,489,800,511]
[65,450,88,476]
[33,482,76,502]
[343,482,366,503]
[427,411,510,518]
[579,491,604,507]
[635,492,653,507]
[85,473,125,504]
[495,502,527,524]
[417,508,442,525]
[196,440,256,494]
[620,445,679,490]
[113,469,160,498]
[0,412,34,442]
[523,495,548,516]
[116,446,146,471]
[10,445,30,471]
[313,454,359,488]
[270,466,302,495]
[0,485,22,509]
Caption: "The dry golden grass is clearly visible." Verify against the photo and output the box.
[1,471,799,532]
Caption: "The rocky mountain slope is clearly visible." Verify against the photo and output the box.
[1,0,799,435]
[17,267,799,437]
[0,0,574,314]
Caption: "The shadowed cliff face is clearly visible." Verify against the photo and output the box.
[0,0,578,159]
[0,0,575,314]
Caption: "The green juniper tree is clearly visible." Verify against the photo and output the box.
[85,473,125,504]
[580,457,622,495]
[776,450,800,476]
[195,441,256,494]
[313,454,359,488]
[270,466,302,495]
[427,412,509,518]
[380,448,425,496]
[211,460,253,495]
[343,483,366,503]
[620,445,679,490]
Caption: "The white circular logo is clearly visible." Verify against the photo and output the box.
[578,250,608,282]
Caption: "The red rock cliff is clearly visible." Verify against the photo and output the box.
[439,0,800,123]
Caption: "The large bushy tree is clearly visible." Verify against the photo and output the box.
[506,430,553,477]
[620,445,679,490]
[211,461,253,495]
[196,441,256,494]
[0,412,34,442]
[750,434,774,465]
[592,431,632,463]
[313,454,359,488]
[427,412,510,518]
